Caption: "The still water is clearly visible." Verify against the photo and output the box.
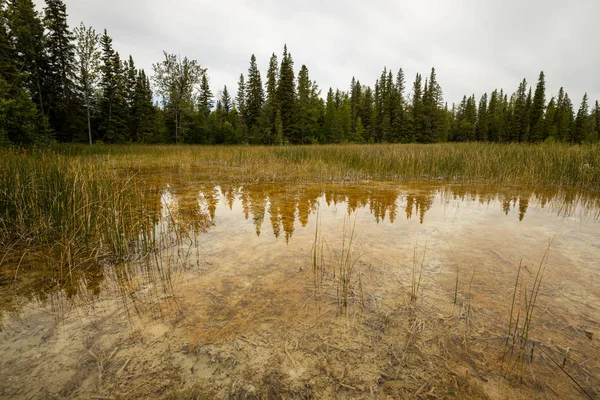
[1,177,599,399]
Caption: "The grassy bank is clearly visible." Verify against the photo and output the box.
[49,142,600,189]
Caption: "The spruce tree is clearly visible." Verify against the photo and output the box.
[276,45,296,141]
[476,93,488,141]
[349,77,361,133]
[221,85,231,115]
[573,93,591,143]
[411,73,424,142]
[530,71,546,142]
[132,69,157,143]
[422,67,444,142]
[235,73,248,143]
[555,89,574,142]
[392,68,408,142]
[0,3,41,144]
[594,100,600,141]
[544,97,557,140]
[245,54,264,142]
[509,79,527,142]
[123,55,138,140]
[295,64,319,143]
[522,88,532,142]
[198,74,213,117]
[43,0,77,141]
[360,86,374,142]
[261,53,278,144]
[324,88,336,142]
[487,90,500,142]
[6,0,50,134]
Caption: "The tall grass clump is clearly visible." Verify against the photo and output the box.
[0,148,157,274]
[334,216,365,310]
[501,239,554,381]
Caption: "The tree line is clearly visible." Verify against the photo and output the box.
[1,0,599,146]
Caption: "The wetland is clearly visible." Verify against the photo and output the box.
[0,144,599,399]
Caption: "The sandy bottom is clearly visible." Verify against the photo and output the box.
[1,181,599,399]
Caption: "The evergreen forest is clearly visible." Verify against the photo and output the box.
[1,0,599,146]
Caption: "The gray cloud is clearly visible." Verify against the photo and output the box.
[36,0,599,107]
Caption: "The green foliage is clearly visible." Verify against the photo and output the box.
[74,23,101,144]
[152,51,204,143]
[43,0,77,142]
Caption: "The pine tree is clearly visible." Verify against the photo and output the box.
[43,0,77,141]
[530,71,546,142]
[276,45,296,141]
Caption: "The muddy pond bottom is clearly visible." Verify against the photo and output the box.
[1,180,599,399]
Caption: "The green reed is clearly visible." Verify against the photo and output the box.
[502,239,554,381]
[0,147,158,275]
[46,142,600,190]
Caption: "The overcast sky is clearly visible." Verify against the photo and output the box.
[35,0,599,107]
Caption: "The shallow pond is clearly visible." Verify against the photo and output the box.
[1,174,599,399]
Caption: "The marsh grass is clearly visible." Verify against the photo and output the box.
[310,207,327,296]
[0,148,193,288]
[410,238,427,303]
[501,239,554,381]
[46,142,600,189]
[335,215,364,310]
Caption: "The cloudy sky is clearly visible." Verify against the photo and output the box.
[35,0,599,107]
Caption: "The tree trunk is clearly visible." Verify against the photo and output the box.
[87,100,92,145]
